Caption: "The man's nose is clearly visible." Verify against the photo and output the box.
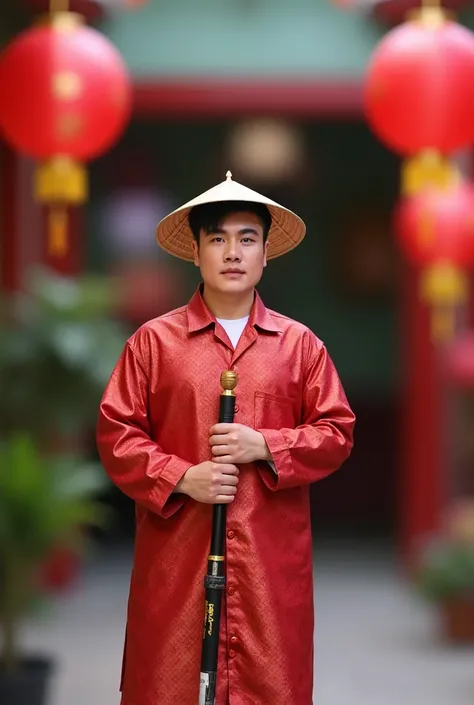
[224,244,241,261]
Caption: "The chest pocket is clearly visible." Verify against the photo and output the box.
[254,391,296,430]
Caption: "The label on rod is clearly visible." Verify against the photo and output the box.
[199,673,210,705]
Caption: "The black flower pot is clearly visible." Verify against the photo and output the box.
[0,656,54,705]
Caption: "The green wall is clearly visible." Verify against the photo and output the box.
[100,0,384,78]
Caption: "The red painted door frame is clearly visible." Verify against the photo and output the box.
[133,78,364,119]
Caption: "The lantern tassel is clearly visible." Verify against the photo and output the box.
[35,156,87,205]
[402,150,460,196]
[35,157,87,259]
[420,262,468,342]
[48,205,68,257]
[431,307,456,342]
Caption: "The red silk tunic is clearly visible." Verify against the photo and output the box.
[96,286,355,705]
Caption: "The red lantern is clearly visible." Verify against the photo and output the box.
[364,8,474,156]
[446,332,474,389]
[396,182,474,267]
[395,181,474,340]
[0,12,132,254]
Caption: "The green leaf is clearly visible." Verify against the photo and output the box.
[417,541,474,601]
[0,267,129,439]
[0,435,109,564]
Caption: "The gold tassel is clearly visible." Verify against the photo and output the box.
[430,307,455,342]
[420,262,468,342]
[402,150,460,196]
[48,205,68,257]
[35,156,87,258]
[35,156,87,204]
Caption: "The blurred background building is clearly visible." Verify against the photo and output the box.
[1,1,474,704]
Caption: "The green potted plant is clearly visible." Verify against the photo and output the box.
[0,434,108,705]
[416,500,474,643]
[0,267,129,589]
[0,267,128,445]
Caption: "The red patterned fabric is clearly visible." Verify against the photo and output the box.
[96,286,355,705]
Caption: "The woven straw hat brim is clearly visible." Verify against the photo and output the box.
[156,175,306,261]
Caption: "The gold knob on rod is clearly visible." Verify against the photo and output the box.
[220,371,238,396]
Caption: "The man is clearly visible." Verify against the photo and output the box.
[97,172,355,705]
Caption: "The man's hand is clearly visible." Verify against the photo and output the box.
[209,423,272,465]
[175,461,239,504]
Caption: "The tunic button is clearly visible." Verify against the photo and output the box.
[227,530,235,539]
[227,586,235,596]
[230,636,238,645]
[234,405,239,413]
[228,649,236,658]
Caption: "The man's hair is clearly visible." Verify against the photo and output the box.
[188,200,272,244]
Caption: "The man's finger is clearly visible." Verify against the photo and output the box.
[216,460,238,470]
[209,434,228,446]
[220,475,239,486]
[210,423,236,435]
[214,455,235,465]
[219,484,237,495]
[214,495,235,504]
[211,445,228,456]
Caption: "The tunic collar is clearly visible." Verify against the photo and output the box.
[186,284,282,334]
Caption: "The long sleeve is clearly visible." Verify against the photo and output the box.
[256,340,355,491]
[96,341,193,518]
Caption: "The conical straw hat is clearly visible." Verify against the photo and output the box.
[156,171,306,261]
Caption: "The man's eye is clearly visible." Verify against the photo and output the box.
[210,237,224,243]
[242,238,255,244]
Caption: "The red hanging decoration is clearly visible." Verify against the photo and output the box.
[396,182,474,267]
[0,11,132,256]
[445,331,474,389]
[395,181,474,340]
[364,8,474,157]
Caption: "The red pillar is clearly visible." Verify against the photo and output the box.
[399,263,445,566]
[0,143,21,292]
[0,143,44,292]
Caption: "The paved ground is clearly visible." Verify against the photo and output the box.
[22,537,474,705]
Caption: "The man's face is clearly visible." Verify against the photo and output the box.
[192,211,268,295]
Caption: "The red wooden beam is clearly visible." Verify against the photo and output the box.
[372,0,472,24]
[133,78,364,119]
